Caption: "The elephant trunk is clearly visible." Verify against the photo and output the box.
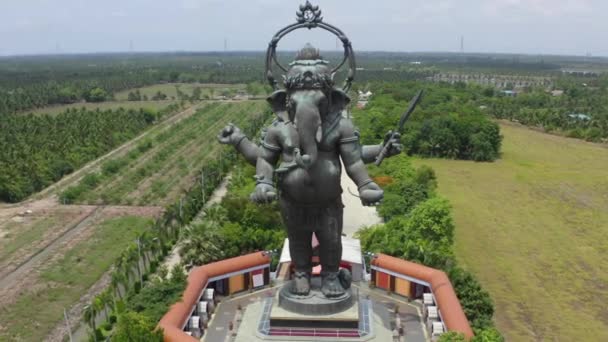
[294,101,322,169]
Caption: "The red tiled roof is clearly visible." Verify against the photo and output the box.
[371,253,474,339]
[158,252,271,342]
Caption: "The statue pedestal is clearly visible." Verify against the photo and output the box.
[270,278,358,329]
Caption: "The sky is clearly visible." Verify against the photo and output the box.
[0,0,606,57]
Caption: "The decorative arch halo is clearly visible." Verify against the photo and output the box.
[265,1,356,92]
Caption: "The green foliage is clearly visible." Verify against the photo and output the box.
[112,311,163,342]
[438,332,467,342]
[370,157,436,221]
[487,76,608,142]
[472,327,505,342]
[360,197,455,270]
[448,267,495,330]
[85,87,108,102]
[179,220,226,267]
[179,160,286,268]
[354,81,503,161]
[0,108,159,202]
[125,274,186,323]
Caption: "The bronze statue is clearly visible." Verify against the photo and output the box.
[218,1,401,299]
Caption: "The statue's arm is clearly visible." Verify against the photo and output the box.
[361,145,382,164]
[217,123,260,166]
[251,127,281,203]
[360,131,403,164]
[338,119,383,206]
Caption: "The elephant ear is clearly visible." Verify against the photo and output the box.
[330,88,351,115]
[267,90,289,122]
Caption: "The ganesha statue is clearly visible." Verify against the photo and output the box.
[218,1,401,299]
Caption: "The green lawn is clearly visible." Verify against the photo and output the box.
[414,122,608,341]
[25,100,175,116]
[0,216,153,342]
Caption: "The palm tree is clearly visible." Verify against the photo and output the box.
[111,271,126,300]
[179,221,225,268]
[83,303,98,342]
[126,244,142,285]
[99,290,112,320]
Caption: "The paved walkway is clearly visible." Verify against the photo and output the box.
[340,163,383,237]
[208,284,427,342]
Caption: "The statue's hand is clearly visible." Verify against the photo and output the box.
[250,183,277,204]
[358,181,384,206]
[382,130,403,158]
[217,123,246,146]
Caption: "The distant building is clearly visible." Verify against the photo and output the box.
[357,90,373,109]
[500,90,518,97]
[567,113,592,121]
[550,90,564,97]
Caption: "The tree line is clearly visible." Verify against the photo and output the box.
[354,81,503,162]
[483,75,608,142]
[0,104,180,202]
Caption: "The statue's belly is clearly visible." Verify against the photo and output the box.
[279,154,342,204]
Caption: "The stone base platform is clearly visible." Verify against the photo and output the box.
[271,286,358,329]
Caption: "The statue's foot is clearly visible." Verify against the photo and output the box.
[321,272,346,298]
[290,271,311,296]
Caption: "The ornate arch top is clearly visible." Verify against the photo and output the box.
[265,1,356,92]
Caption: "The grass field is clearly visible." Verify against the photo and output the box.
[0,205,96,277]
[69,100,267,206]
[113,83,246,101]
[0,215,154,342]
[24,100,176,116]
[414,122,608,341]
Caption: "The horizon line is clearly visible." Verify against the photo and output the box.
[1,50,607,60]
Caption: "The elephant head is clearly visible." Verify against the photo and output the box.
[267,44,350,169]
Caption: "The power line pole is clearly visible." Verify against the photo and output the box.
[136,237,143,284]
[201,171,206,203]
[460,36,464,54]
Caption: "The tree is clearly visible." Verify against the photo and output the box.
[192,86,202,101]
[83,303,98,342]
[448,267,495,330]
[179,221,226,267]
[438,332,467,342]
[85,87,107,102]
[125,270,186,322]
[472,327,504,342]
[112,311,163,342]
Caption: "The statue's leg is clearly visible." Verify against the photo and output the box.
[280,198,313,295]
[316,202,346,298]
